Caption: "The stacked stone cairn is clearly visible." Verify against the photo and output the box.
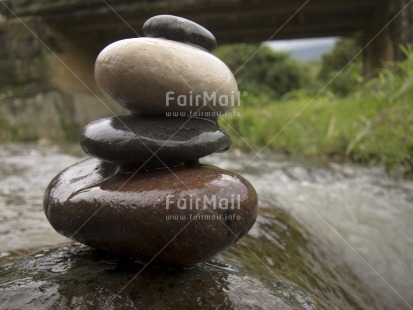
[44,15,258,267]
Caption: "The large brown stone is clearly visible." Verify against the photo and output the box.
[43,158,258,267]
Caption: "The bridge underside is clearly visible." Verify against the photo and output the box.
[1,0,389,41]
[16,0,401,75]
[1,0,408,76]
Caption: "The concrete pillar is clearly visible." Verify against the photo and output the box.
[391,0,413,61]
[363,2,394,77]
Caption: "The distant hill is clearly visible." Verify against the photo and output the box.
[266,38,337,62]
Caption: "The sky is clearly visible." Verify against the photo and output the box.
[266,37,338,62]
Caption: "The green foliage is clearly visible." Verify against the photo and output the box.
[319,34,362,79]
[325,62,363,97]
[220,46,413,172]
[214,44,311,98]
[318,34,363,96]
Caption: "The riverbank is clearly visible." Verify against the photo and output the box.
[220,52,413,175]
[220,90,412,174]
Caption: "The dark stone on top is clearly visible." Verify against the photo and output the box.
[80,115,231,167]
[143,15,217,52]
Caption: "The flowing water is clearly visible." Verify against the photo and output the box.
[0,144,412,309]
[206,152,413,309]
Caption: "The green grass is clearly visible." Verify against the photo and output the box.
[220,48,413,171]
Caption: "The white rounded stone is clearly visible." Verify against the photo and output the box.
[95,38,238,115]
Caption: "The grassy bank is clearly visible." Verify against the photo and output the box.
[220,49,413,172]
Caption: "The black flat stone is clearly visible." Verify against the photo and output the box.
[80,115,231,166]
[143,15,217,52]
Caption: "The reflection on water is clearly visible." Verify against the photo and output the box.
[0,144,412,309]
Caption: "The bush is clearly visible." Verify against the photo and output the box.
[318,34,363,96]
[219,46,413,171]
[214,44,311,98]
[325,62,363,97]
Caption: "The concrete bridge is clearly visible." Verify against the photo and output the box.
[2,0,410,75]
[0,0,412,141]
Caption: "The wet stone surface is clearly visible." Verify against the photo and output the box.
[80,115,231,166]
[0,244,293,310]
[0,204,382,310]
[43,158,258,267]
[143,15,217,52]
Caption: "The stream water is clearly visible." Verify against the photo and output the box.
[0,144,412,309]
